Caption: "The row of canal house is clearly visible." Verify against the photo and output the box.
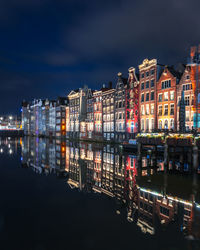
[139,45,200,132]
[22,45,200,139]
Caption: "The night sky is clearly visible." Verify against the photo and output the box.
[1,0,200,114]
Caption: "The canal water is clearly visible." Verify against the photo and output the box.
[0,137,199,250]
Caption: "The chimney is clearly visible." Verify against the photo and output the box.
[108,81,112,89]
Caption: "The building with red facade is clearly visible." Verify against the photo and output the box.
[157,66,183,131]
[125,67,140,139]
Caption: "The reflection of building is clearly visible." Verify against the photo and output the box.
[20,137,200,241]
[102,145,115,196]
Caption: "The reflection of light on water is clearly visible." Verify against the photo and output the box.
[9,149,13,154]
[0,148,3,153]
[139,187,200,208]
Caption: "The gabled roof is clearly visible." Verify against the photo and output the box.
[68,89,79,96]
[116,72,127,88]
[167,66,183,79]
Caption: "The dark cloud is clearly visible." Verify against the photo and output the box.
[0,0,200,114]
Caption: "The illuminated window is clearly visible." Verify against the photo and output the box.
[170,91,174,100]
[146,104,149,115]
[185,96,190,106]
[141,119,144,130]
[164,92,168,101]
[164,105,168,116]
[151,104,154,114]
[186,111,190,121]
[141,105,145,115]
[151,118,154,130]
[170,119,174,129]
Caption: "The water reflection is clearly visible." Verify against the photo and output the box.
[14,137,200,247]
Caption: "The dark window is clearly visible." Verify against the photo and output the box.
[141,73,144,78]
[151,79,154,88]
[160,206,169,216]
[146,93,149,101]
[162,80,171,89]
[146,71,149,77]
[127,111,130,119]
[141,94,144,102]
[151,92,154,100]
[146,81,149,88]
[158,94,162,102]
[141,82,144,90]
[151,69,155,75]
[184,210,191,216]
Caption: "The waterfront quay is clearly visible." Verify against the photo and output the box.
[22,45,200,144]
